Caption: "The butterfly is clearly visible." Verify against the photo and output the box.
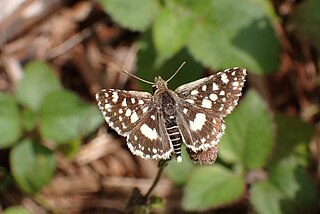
[96,64,246,163]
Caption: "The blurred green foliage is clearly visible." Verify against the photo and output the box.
[100,0,280,74]
[0,61,103,194]
[2,206,32,214]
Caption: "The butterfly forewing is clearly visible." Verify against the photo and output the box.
[175,67,246,117]
[96,89,154,136]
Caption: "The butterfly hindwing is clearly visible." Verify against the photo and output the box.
[127,107,173,160]
[175,101,225,152]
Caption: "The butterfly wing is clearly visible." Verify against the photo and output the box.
[175,67,246,117]
[127,107,173,160]
[96,89,173,160]
[175,102,225,152]
[174,67,246,152]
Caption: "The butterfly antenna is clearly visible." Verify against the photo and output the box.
[122,70,154,85]
[166,62,186,83]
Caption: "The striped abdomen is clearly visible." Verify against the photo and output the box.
[166,123,182,162]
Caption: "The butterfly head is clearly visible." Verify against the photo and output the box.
[152,76,168,93]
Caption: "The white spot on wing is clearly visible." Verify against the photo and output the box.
[201,99,212,108]
[130,112,139,123]
[112,93,119,102]
[125,109,132,116]
[104,103,111,109]
[140,124,158,140]
[202,85,207,91]
[190,113,206,131]
[212,83,219,90]
[186,99,194,104]
[131,98,136,104]
[142,107,149,113]
[232,81,239,87]
[138,100,144,105]
[191,90,199,95]
[221,73,229,83]
[209,94,218,101]
[122,98,127,106]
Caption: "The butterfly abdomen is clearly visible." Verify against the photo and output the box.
[166,123,182,162]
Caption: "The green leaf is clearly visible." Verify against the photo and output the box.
[40,90,103,143]
[21,108,37,132]
[182,165,245,211]
[268,157,318,213]
[250,180,285,214]
[288,0,320,51]
[165,148,195,185]
[271,114,314,165]
[219,90,274,169]
[137,31,203,92]
[3,206,32,214]
[186,0,280,73]
[16,61,61,112]
[10,139,56,194]
[0,93,22,148]
[153,6,193,62]
[99,0,160,31]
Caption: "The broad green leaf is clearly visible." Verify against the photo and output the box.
[0,93,21,148]
[268,157,318,213]
[137,31,203,92]
[16,61,61,111]
[219,90,273,169]
[10,139,55,194]
[40,90,103,143]
[165,148,195,185]
[99,0,160,31]
[271,114,314,165]
[187,0,280,73]
[153,7,193,62]
[251,158,318,214]
[182,165,245,211]
[250,180,285,214]
[3,206,32,214]
[288,0,320,51]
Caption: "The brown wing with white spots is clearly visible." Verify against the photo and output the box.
[95,89,155,136]
[175,67,246,117]
[175,102,225,152]
[127,107,173,160]
[96,89,173,160]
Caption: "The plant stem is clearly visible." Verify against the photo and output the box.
[144,159,169,199]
